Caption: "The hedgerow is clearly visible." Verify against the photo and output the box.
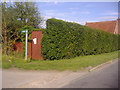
[41,18,119,60]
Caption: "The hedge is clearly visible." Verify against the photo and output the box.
[41,18,120,60]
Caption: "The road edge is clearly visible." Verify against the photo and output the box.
[89,58,118,72]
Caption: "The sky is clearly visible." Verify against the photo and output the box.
[35,2,118,28]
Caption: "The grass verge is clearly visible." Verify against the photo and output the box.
[2,51,120,71]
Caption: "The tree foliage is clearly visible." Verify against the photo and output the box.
[2,2,20,55]
[14,2,42,28]
[2,2,43,55]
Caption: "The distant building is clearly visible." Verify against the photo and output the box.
[85,19,120,34]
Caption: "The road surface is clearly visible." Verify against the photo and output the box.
[0,68,2,89]
[63,59,119,88]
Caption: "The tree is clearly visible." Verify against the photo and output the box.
[2,2,43,55]
[14,2,43,28]
[2,2,21,55]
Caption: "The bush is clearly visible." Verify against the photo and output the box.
[41,18,120,60]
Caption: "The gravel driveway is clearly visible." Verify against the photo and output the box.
[2,68,88,88]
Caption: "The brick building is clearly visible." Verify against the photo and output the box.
[86,19,120,34]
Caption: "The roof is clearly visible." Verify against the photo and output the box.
[85,19,119,34]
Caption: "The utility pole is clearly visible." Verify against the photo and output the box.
[21,29,28,61]
[25,29,28,61]
[21,18,28,61]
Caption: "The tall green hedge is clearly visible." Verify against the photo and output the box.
[41,18,119,60]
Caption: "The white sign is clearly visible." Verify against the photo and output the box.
[33,38,37,44]
[21,30,28,33]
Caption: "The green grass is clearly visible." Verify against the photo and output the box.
[2,51,120,71]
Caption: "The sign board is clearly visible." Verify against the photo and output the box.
[21,30,28,33]
[33,38,37,44]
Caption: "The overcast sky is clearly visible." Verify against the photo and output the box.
[36,2,118,27]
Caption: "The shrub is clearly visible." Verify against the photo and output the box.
[41,18,120,60]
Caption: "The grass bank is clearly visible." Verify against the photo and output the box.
[2,51,119,71]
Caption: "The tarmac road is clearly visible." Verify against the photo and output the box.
[0,68,2,89]
[62,59,119,88]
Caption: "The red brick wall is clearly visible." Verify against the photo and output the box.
[14,42,23,53]
[29,31,43,60]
